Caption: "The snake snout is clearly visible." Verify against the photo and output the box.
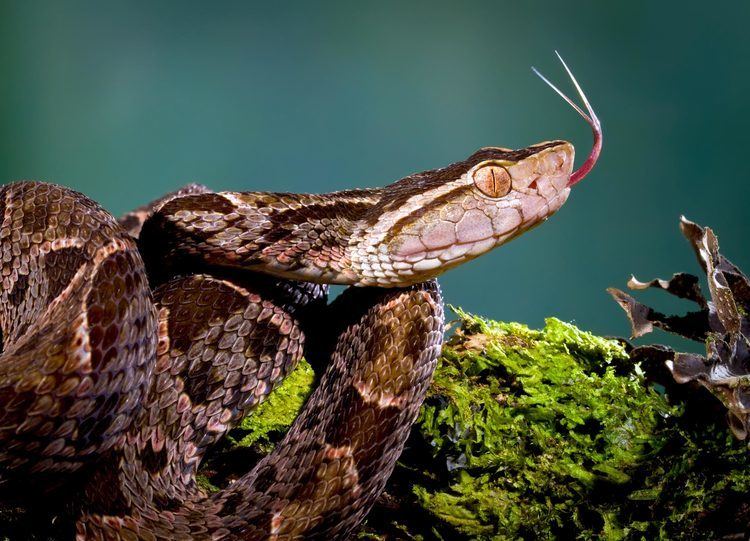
[508,141,574,196]
[539,142,575,193]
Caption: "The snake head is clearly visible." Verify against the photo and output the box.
[360,54,601,286]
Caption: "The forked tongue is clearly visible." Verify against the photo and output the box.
[531,52,602,186]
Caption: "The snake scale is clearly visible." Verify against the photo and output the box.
[0,57,601,540]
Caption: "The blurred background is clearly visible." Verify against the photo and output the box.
[1,1,748,347]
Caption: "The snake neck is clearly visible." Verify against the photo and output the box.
[137,188,379,287]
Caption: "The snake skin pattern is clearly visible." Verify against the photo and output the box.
[0,131,596,541]
[0,56,602,540]
[0,137,585,539]
[0,59,602,538]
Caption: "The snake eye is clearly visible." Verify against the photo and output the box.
[471,162,512,198]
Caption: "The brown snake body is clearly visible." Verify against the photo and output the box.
[0,58,601,540]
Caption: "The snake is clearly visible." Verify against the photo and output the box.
[0,56,601,540]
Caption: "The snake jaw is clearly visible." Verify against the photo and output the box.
[532,52,602,187]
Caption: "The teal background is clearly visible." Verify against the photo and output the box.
[1,1,748,346]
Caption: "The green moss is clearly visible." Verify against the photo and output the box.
[196,473,220,494]
[408,312,664,539]
[234,358,314,449]
[384,310,750,540]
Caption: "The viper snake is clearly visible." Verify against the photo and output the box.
[0,56,601,540]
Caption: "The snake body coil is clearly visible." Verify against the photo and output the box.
[0,61,600,540]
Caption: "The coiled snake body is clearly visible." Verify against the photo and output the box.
[0,61,600,540]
